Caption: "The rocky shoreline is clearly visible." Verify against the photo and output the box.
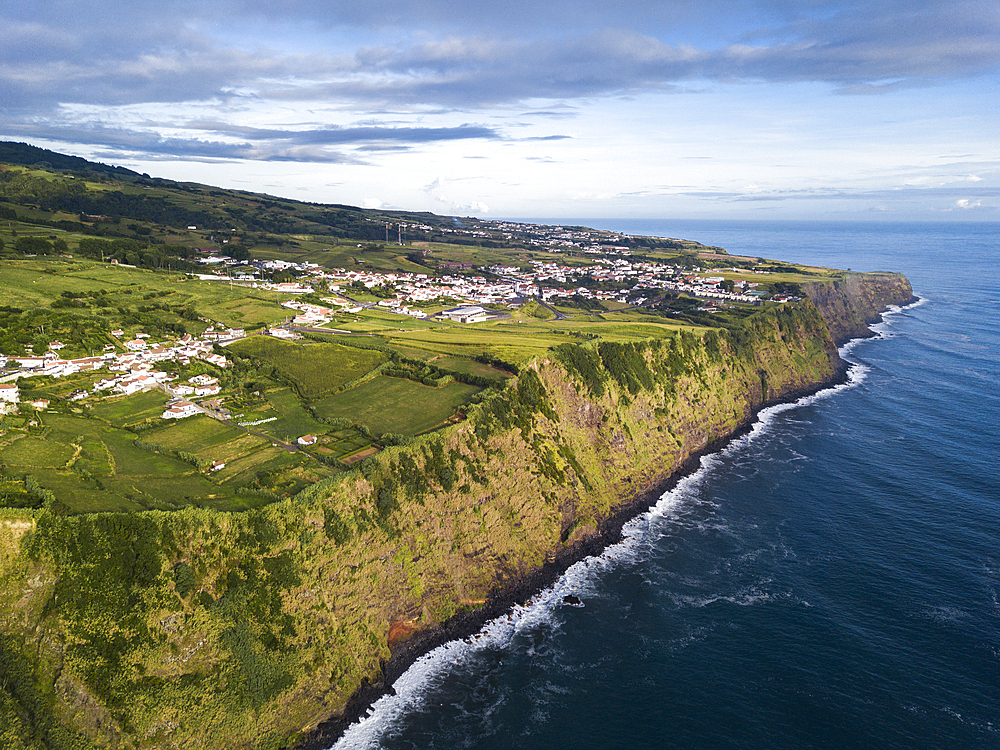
[297,348,862,750]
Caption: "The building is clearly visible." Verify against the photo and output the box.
[0,383,19,403]
[162,401,199,419]
[439,305,490,323]
[297,435,318,446]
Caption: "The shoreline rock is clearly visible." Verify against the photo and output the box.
[298,354,858,750]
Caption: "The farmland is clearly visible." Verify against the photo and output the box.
[0,146,839,516]
[227,336,388,398]
[313,376,482,436]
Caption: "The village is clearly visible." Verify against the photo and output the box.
[0,233,792,424]
[194,252,781,322]
[0,327,236,420]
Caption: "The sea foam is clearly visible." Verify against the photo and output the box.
[331,320,899,749]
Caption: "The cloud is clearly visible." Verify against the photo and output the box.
[2,0,999,175]
[0,116,500,164]
[4,1,998,116]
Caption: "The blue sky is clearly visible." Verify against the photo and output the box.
[3,0,998,220]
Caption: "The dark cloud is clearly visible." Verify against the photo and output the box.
[4,1,998,111]
[0,114,500,163]
[183,121,500,144]
[2,1,998,164]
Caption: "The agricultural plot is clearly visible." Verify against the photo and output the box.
[0,405,302,512]
[253,387,330,443]
[29,469,145,513]
[313,376,481,436]
[88,389,171,427]
[313,429,374,461]
[385,313,693,364]
[330,307,443,334]
[425,354,513,380]
[228,337,387,398]
[0,437,75,469]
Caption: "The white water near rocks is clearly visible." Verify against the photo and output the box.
[333,221,1000,750]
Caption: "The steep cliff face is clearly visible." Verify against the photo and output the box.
[803,272,915,346]
[0,282,907,750]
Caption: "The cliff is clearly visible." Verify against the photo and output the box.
[0,280,909,750]
[803,271,915,346]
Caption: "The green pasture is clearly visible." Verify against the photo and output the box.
[228,336,387,398]
[89,390,170,427]
[382,313,695,364]
[335,308,443,334]
[144,414,245,451]
[425,354,513,379]
[0,437,75,469]
[0,256,289,330]
[29,469,145,513]
[255,387,329,442]
[314,429,374,461]
[313,376,481,436]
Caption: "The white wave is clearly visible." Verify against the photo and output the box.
[670,587,775,609]
[332,303,901,749]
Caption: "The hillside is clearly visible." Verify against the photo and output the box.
[0,144,914,749]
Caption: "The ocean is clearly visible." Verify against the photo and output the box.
[332,220,1000,750]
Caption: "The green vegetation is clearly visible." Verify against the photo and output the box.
[227,337,388,399]
[314,376,482,436]
[0,143,915,750]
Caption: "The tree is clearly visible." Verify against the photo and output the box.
[14,237,52,255]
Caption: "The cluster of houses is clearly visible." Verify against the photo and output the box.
[483,260,770,306]
[0,327,241,415]
[0,382,52,414]
[284,259,769,315]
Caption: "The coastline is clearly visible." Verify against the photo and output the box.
[0,272,915,749]
[298,320,884,749]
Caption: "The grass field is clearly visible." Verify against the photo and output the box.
[255,387,330,442]
[0,256,290,336]
[228,336,387,398]
[0,400,337,512]
[313,376,481,436]
[89,390,170,427]
[384,315,690,364]
[425,354,513,379]
[1,437,76,469]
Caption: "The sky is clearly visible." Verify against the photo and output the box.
[2,1,999,220]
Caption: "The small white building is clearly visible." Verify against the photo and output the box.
[163,401,200,419]
[439,305,490,323]
[0,383,19,403]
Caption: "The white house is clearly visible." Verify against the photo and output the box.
[0,383,19,403]
[297,434,318,446]
[163,401,200,419]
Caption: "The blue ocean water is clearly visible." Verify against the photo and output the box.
[333,221,1000,750]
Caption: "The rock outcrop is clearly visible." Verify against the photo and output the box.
[0,277,912,750]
